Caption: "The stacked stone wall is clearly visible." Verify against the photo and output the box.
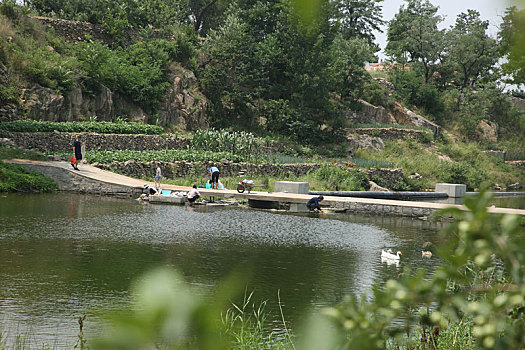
[93,160,323,179]
[351,128,430,141]
[1,131,191,152]
[32,16,167,47]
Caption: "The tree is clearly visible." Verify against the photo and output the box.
[386,0,445,84]
[200,7,262,128]
[499,6,525,89]
[446,10,498,90]
[331,0,385,49]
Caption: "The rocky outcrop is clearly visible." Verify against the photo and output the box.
[478,119,498,143]
[346,134,384,153]
[157,64,208,130]
[0,62,19,122]
[12,69,207,130]
[392,103,441,137]
[345,99,441,138]
[510,96,525,111]
[346,99,396,124]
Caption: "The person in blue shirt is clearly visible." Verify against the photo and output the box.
[72,135,83,170]
[209,166,220,189]
[306,195,324,212]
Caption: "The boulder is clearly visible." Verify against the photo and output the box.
[347,134,384,153]
[345,99,396,124]
[20,86,65,121]
[368,180,389,192]
[392,103,441,137]
[157,63,208,131]
[478,119,498,143]
[510,96,525,111]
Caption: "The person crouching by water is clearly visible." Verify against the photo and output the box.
[72,135,83,170]
[144,183,158,196]
[154,162,162,190]
[186,185,201,205]
[306,195,324,212]
[209,166,220,189]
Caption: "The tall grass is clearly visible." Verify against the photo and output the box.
[222,291,294,350]
[506,149,525,161]
[192,128,268,163]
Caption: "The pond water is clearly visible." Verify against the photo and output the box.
[0,193,449,348]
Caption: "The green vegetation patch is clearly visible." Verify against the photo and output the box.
[0,120,164,135]
[191,128,270,162]
[0,145,48,161]
[0,160,57,192]
[80,149,246,163]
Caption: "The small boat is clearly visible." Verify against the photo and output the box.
[381,249,402,260]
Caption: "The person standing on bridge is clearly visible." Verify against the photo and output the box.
[72,135,83,171]
[209,166,220,189]
[154,162,162,190]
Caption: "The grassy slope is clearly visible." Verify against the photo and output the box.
[0,146,57,192]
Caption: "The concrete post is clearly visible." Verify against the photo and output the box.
[435,183,467,198]
[274,181,309,194]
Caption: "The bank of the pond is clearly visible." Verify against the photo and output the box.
[0,161,57,192]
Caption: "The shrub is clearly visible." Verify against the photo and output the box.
[361,79,393,108]
[71,40,183,111]
[438,161,488,191]
[0,83,18,105]
[314,164,370,191]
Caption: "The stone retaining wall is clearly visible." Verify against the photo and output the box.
[33,16,167,47]
[331,200,436,218]
[1,131,191,152]
[507,160,525,170]
[351,127,430,141]
[2,131,285,154]
[93,160,323,179]
[93,160,404,189]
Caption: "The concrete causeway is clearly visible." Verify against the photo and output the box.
[9,159,525,218]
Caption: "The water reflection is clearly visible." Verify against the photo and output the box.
[0,193,444,347]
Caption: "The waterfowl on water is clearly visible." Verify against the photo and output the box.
[421,251,432,258]
[381,249,402,260]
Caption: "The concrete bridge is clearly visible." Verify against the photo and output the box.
[9,159,525,218]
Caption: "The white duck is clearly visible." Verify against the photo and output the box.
[381,249,402,260]
[421,251,432,258]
